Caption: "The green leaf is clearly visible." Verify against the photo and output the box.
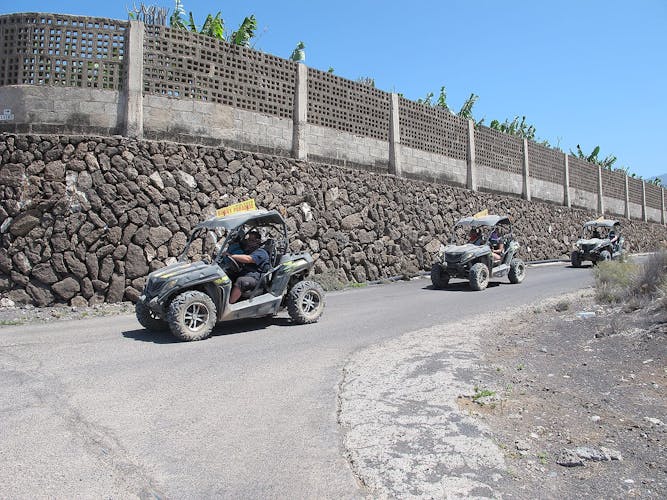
[188,12,197,32]
[231,15,257,46]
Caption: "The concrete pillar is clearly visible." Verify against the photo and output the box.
[642,181,647,222]
[292,63,308,160]
[597,165,604,215]
[522,138,531,201]
[123,20,144,139]
[466,119,476,191]
[563,154,571,208]
[624,175,630,219]
[661,188,665,225]
[388,93,402,176]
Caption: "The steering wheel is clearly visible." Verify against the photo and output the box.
[225,255,241,273]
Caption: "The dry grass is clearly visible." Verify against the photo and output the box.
[594,252,667,309]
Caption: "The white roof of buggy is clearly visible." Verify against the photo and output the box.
[455,215,511,227]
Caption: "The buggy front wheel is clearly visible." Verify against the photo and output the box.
[430,263,450,289]
[469,263,490,291]
[167,290,217,341]
[508,258,526,284]
[287,280,325,324]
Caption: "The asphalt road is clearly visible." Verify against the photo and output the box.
[0,263,592,499]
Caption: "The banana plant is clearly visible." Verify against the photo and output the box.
[489,116,537,140]
[170,1,257,46]
[290,41,305,62]
[572,144,617,169]
[231,15,257,46]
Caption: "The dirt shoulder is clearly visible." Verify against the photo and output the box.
[475,289,666,499]
[338,288,666,499]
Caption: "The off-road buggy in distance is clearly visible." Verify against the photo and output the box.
[135,209,325,341]
[571,218,624,267]
[431,214,526,291]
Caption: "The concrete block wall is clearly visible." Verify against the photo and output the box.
[306,124,389,172]
[399,146,467,186]
[0,13,664,226]
[531,178,564,205]
[476,168,523,197]
[570,188,598,212]
[0,86,122,135]
[604,197,626,219]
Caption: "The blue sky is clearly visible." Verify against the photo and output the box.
[3,1,666,179]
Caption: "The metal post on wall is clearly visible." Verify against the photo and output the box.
[123,20,144,139]
[597,165,604,215]
[388,93,402,176]
[624,176,630,219]
[466,120,477,191]
[292,63,308,161]
[563,153,571,208]
[642,181,648,222]
[522,138,531,201]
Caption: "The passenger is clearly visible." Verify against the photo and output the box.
[223,230,270,303]
[489,228,505,263]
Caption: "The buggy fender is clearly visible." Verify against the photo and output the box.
[270,255,313,295]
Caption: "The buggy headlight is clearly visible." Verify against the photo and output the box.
[462,252,474,261]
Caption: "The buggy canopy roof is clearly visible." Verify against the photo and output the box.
[583,219,620,229]
[195,209,286,231]
[455,215,511,228]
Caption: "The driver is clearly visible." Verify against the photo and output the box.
[223,230,270,303]
[468,228,482,245]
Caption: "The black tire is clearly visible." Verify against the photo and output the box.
[430,263,450,289]
[599,250,611,262]
[571,251,582,268]
[136,301,167,331]
[167,290,217,341]
[508,258,526,284]
[287,280,325,324]
[469,262,489,291]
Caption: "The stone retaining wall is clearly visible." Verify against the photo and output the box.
[1,133,666,307]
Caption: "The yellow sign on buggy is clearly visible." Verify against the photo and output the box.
[216,199,256,217]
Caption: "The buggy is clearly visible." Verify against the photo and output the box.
[431,214,526,291]
[571,219,624,267]
[135,209,325,341]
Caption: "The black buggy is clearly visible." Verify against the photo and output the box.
[430,214,526,291]
[135,209,325,341]
[571,219,624,267]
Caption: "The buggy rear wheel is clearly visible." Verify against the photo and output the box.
[469,262,489,291]
[599,250,611,262]
[167,290,217,341]
[287,280,325,324]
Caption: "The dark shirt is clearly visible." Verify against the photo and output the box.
[242,247,270,275]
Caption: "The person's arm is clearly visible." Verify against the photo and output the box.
[224,252,255,264]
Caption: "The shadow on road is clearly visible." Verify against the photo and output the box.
[424,281,502,292]
[122,316,294,344]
